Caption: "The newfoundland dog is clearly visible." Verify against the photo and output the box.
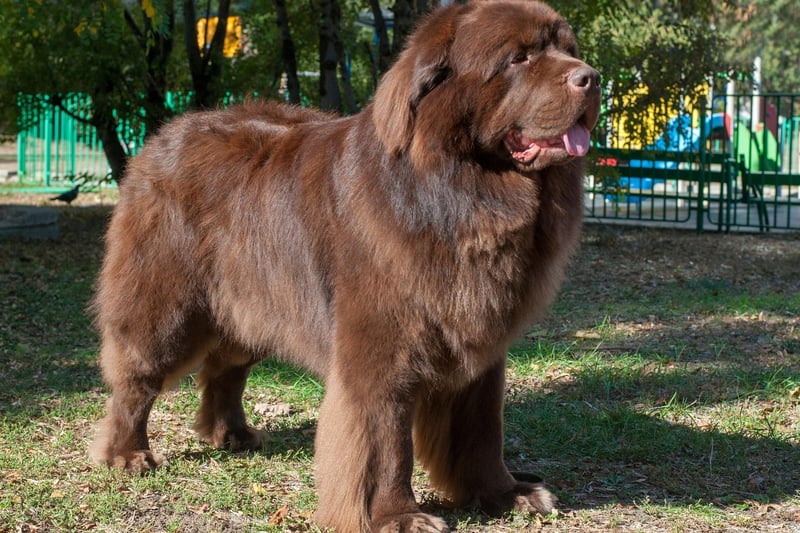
[90,1,600,531]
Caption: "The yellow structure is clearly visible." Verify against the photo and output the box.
[196,16,243,58]
[611,84,707,148]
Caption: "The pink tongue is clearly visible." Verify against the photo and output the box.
[563,124,590,156]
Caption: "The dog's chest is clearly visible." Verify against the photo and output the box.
[418,188,579,352]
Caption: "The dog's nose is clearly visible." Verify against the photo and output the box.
[567,66,600,91]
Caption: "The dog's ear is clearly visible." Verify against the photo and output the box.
[372,4,465,156]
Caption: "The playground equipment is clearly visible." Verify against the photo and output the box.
[591,91,800,231]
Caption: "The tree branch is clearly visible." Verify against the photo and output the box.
[123,8,146,46]
[48,94,93,126]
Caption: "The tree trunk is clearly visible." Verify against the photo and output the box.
[144,3,176,134]
[124,3,176,136]
[392,0,437,59]
[274,0,301,104]
[50,93,129,184]
[182,0,231,109]
[339,54,358,114]
[318,0,342,111]
[392,0,414,57]
[368,0,392,74]
[92,110,129,184]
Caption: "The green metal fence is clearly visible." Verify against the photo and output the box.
[587,93,800,232]
[16,94,115,190]
[12,92,247,192]
[13,93,194,191]
[11,91,800,231]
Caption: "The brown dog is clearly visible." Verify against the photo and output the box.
[90,1,600,531]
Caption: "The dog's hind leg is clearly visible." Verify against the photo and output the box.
[90,314,216,473]
[89,336,167,474]
[194,342,267,452]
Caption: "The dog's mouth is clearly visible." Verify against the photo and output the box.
[504,122,591,165]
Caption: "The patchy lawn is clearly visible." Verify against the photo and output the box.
[1,194,798,532]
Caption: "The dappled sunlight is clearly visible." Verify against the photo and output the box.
[502,224,799,529]
[503,364,799,517]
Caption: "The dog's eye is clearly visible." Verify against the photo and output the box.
[510,52,530,66]
[561,44,579,58]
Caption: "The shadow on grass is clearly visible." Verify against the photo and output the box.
[0,351,101,418]
[177,419,318,464]
[1,204,109,417]
[418,369,799,531]
[502,368,800,511]
[157,357,798,524]
[549,280,799,363]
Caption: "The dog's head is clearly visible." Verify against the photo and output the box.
[372,0,601,173]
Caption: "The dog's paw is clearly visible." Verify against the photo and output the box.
[374,512,450,532]
[212,426,269,452]
[475,472,557,516]
[508,481,557,515]
[106,450,166,474]
[505,472,557,515]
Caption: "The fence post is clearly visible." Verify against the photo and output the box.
[16,131,25,178]
[66,94,76,177]
[696,96,708,233]
[43,96,52,186]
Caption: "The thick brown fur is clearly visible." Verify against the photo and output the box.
[90,1,601,531]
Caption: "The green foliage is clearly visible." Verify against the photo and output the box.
[231,0,320,103]
[0,0,381,134]
[556,0,734,145]
[0,1,135,129]
[233,0,376,109]
[0,0,776,152]
[713,0,800,93]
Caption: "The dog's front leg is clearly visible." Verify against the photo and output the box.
[414,359,557,517]
[314,337,449,533]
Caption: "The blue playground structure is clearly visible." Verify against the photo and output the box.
[611,110,781,203]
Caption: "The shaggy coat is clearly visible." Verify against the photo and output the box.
[90,1,601,531]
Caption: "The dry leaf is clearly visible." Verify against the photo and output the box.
[190,503,209,515]
[254,402,293,418]
[755,503,778,517]
[269,505,289,525]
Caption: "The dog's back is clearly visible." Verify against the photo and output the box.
[94,102,341,389]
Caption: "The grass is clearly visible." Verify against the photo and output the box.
[1,201,799,532]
